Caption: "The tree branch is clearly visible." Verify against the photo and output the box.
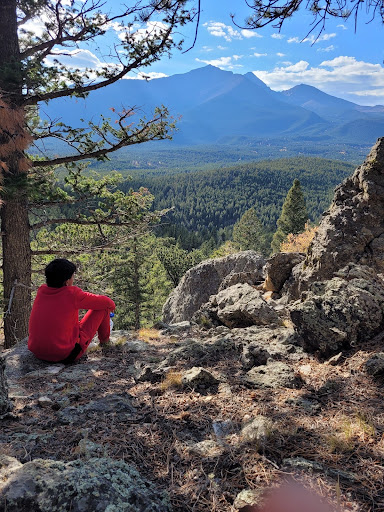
[31,111,171,168]
[31,217,151,230]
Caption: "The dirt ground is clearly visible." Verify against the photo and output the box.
[1,328,384,511]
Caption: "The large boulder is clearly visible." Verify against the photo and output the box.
[290,264,384,357]
[290,138,384,298]
[0,457,172,512]
[214,283,280,328]
[162,251,265,324]
[263,252,305,293]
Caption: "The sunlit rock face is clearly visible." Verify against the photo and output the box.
[291,137,384,299]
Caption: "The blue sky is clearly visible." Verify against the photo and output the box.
[28,0,384,105]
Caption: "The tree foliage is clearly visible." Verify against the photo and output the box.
[0,0,196,346]
[232,207,270,256]
[156,242,203,286]
[236,0,382,38]
[271,178,308,253]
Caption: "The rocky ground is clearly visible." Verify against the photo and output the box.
[1,322,384,511]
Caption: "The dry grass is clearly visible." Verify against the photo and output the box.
[160,371,183,391]
[137,328,161,343]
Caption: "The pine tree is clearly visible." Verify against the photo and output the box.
[271,179,308,253]
[232,207,269,256]
[156,243,203,287]
[0,0,193,346]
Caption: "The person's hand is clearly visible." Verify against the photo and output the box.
[239,484,333,512]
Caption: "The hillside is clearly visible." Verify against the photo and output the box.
[122,157,354,244]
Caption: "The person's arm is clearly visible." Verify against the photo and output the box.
[73,287,115,311]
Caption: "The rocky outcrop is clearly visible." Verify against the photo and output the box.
[245,361,302,389]
[162,251,265,324]
[240,327,301,369]
[290,264,384,357]
[263,252,305,293]
[194,284,281,329]
[215,284,280,328]
[0,457,172,512]
[291,137,384,298]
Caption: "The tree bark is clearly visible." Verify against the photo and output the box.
[2,194,31,347]
[0,0,32,347]
[0,356,11,415]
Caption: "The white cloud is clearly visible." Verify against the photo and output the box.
[125,21,169,42]
[317,45,335,52]
[241,29,263,38]
[203,21,242,41]
[271,33,285,39]
[195,56,243,70]
[124,71,168,80]
[21,13,50,38]
[252,56,384,104]
[45,49,115,71]
[353,88,384,97]
[288,33,336,44]
[276,52,286,57]
[201,46,213,52]
[217,45,227,50]
[337,24,347,30]
[253,52,267,57]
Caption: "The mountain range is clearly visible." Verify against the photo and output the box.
[42,65,384,146]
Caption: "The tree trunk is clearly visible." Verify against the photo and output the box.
[2,195,31,347]
[0,356,11,415]
[133,239,141,331]
[0,0,32,347]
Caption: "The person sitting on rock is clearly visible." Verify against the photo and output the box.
[28,258,115,364]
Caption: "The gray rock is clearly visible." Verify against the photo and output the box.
[290,264,384,356]
[135,365,164,383]
[58,393,136,425]
[163,251,265,324]
[365,353,384,377]
[215,283,280,328]
[233,489,262,510]
[245,362,302,389]
[263,252,305,292]
[212,419,235,439]
[77,439,105,458]
[241,416,273,444]
[241,345,270,369]
[167,321,192,332]
[59,364,98,382]
[240,327,301,369]
[181,367,219,389]
[162,337,237,368]
[0,457,172,511]
[3,340,63,381]
[282,457,358,482]
[37,396,53,408]
[0,456,22,482]
[218,270,264,292]
[291,138,384,298]
[187,440,224,457]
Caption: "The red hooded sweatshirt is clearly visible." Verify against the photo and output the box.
[28,285,115,362]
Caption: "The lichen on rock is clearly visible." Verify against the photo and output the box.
[290,264,384,357]
[0,457,172,512]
